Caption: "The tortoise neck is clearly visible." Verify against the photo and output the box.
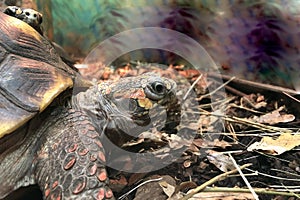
[71,85,141,146]
[71,85,111,132]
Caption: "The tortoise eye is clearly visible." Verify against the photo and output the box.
[145,81,168,101]
[151,81,166,95]
[25,12,30,16]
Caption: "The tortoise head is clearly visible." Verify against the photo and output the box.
[20,8,43,26]
[76,72,178,145]
[3,6,23,17]
[4,6,43,34]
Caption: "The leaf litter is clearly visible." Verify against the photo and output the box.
[78,62,300,200]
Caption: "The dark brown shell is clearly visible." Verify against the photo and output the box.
[0,12,76,138]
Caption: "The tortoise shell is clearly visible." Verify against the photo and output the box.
[0,12,76,138]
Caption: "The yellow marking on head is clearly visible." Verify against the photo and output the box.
[137,98,153,109]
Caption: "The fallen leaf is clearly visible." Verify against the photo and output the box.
[189,191,255,200]
[128,173,147,186]
[159,181,176,197]
[251,106,295,125]
[256,94,265,102]
[192,138,206,148]
[247,132,300,155]
[206,150,235,172]
[241,94,267,109]
[109,175,128,192]
[134,175,175,200]
[212,139,232,149]
[174,181,197,194]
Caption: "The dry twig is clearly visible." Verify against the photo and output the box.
[179,163,252,200]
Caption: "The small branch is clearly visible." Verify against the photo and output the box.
[283,91,300,104]
[208,72,299,96]
[183,74,203,101]
[197,76,235,101]
[198,110,292,133]
[201,187,299,197]
[179,163,252,200]
[228,154,259,199]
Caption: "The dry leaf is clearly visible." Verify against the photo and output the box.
[128,173,147,186]
[251,106,295,125]
[167,134,193,149]
[253,101,268,109]
[158,176,183,200]
[192,138,206,147]
[109,175,128,192]
[159,180,175,197]
[187,143,200,155]
[212,139,232,149]
[206,150,235,172]
[247,132,300,155]
[176,181,197,193]
[134,175,176,200]
[241,94,267,109]
[189,191,255,200]
[256,94,265,102]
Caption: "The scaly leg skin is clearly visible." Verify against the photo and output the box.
[34,108,115,200]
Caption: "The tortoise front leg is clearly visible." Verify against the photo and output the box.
[34,109,114,200]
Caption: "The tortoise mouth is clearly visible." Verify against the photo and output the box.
[130,101,151,125]
[132,112,151,126]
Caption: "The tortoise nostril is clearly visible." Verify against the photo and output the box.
[25,12,30,16]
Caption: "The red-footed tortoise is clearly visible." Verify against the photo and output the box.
[0,10,177,200]
[4,6,43,35]
[4,6,77,67]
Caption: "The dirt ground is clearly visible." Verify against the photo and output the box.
[78,63,300,200]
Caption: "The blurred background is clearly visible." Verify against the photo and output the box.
[1,0,300,90]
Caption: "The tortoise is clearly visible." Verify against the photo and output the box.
[0,10,177,200]
[4,6,77,67]
[4,6,43,35]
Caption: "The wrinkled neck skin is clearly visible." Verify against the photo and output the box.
[72,85,147,146]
